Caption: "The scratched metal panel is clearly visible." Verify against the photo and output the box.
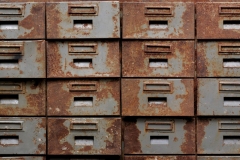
[47,79,120,116]
[197,41,240,77]
[198,118,240,154]
[122,79,194,116]
[197,3,240,39]
[46,2,120,39]
[0,157,45,160]
[122,2,194,39]
[122,41,194,77]
[0,3,45,39]
[125,156,196,160]
[0,41,45,78]
[0,117,46,154]
[0,79,45,116]
[124,118,195,154]
[47,41,120,78]
[198,156,240,160]
[48,118,121,155]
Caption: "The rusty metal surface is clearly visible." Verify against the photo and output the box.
[0,117,46,154]
[198,156,240,160]
[0,79,46,116]
[122,41,195,77]
[47,41,120,78]
[124,156,196,160]
[47,79,120,116]
[197,41,240,77]
[48,156,120,160]
[197,3,240,39]
[0,157,45,160]
[124,118,195,154]
[0,41,46,78]
[46,2,120,39]
[122,79,194,116]
[197,118,240,154]
[48,118,121,155]
[122,2,194,39]
[0,3,45,39]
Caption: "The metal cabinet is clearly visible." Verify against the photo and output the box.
[198,78,240,116]
[0,117,46,154]
[122,79,194,116]
[47,79,120,116]
[197,41,240,77]
[122,41,194,77]
[0,41,46,78]
[122,2,194,39]
[0,79,46,116]
[46,2,120,39]
[198,118,240,154]
[0,157,45,160]
[0,3,45,39]
[47,41,120,78]
[48,118,121,155]
[198,156,240,160]
[125,156,196,160]
[124,118,195,154]
[48,156,120,160]
[197,3,240,39]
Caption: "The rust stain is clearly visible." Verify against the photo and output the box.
[46,3,61,38]
[197,118,210,154]
[197,42,210,77]
[124,156,196,160]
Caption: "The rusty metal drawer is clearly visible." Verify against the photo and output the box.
[0,3,45,39]
[125,156,196,160]
[122,79,194,116]
[122,2,194,39]
[48,118,121,155]
[0,157,45,160]
[47,79,120,116]
[0,117,46,154]
[0,41,45,78]
[198,78,240,116]
[197,3,240,39]
[198,156,240,160]
[198,118,240,154]
[46,2,120,39]
[124,118,195,154]
[48,156,120,160]
[197,41,240,77]
[0,79,45,116]
[122,41,194,77]
[47,41,120,78]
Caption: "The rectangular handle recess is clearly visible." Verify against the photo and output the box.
[146,121,174,132]
[219,121,240,131]
[69,83,97,92]
[219,6,240,15]
[0,121,23,130]
[68,5,98,15]
[0,83,23,91]
[144,82,172,93]
[219,81,240,91]
[0,44,23,56]
[68,43,97,54]
[219,44,240,54]
[0,6,24,16]
[70,121,98,131]
[145,6,172,16]
[144,44,172,54]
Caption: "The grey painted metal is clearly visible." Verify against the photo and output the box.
[198,156,240,160]
[198,78,240,116]
[0,41,45,78]
[0,157,45,160]
[0,117,46,154]
[46,2,120,39]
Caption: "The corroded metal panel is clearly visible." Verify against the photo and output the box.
[0,157,45,160]
[125,156,196,160]
[198,156,240,160]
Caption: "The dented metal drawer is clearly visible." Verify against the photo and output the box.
[197,3,240,39]
[47,79,120,116]
[0,157,45,160]
[122,79,194,116]
[198,156,240,160]
[0,79,45,116]
[122,41,194,77]
[197,41,240,77]
[48,118,121,155]
[0,41,45,78]
[47,41,120,78]
[125,156,196,160]
[46,2,120,39]
[198,118,240,154]
[0,3,45,39]
[0,117,46,154]
[124,118,195,154]
[122,2,194,39]
[198,78,240,116]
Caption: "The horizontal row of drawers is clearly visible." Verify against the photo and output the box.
[2,2,240,39]
[2,40,240,78]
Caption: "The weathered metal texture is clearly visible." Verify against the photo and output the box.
[0,117,46,154]
[0,3,45,39]
[198,156,240,160]
[47,41,120,78]
[197,41,240,77]
[48,156,120,160]
[46,2,120,39]
[122,79,194,116]
[125,156,196,160]
[0,41,45,78]
[47,79,120,116]
[198,118,240,154]
[0,157,45,160]
[122,2,194,39]
[197,3,240,39]
[198,78,240,116]
[124,118,195,154]
[0,79,46,116]
[122,41,194,77]
[48,118,121,155]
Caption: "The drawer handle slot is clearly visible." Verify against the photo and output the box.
[0,6,23,16]
[144,82,172,92]
[0,60,18,69]
[73,59,92,68]
[74,97,93,107]
[150,136,169,145]
[223,136,240,144]
[224,97,240,107]
[70,122,98,131]
[69,83,97,92]
[223,59,240,67]
[75,136,94,146]
[144,44,171,54]
[0,121,23,130]
[219,121,240,130]
[0,136,19,145]
[219,44,240,54]
[0,83,23,91]
[148,97,167,107]
[149,59,168,68]
[219,6,240,15]
[219,82,240,91]
[223,20,240,29]
[74,20,93,29]
[69,5,98,15]
[149,20,168,29]
[145,7,172,16]
[0,45,23,56]
[0,21,18,30]
[146,121,174,131]
[69,43,97,54]
[0,95,18,105]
